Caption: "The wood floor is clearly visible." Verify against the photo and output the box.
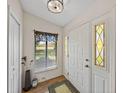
[22,75,66,93]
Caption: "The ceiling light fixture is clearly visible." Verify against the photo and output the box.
[47,0,64,13]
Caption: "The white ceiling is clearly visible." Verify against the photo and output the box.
[20,0,94,27]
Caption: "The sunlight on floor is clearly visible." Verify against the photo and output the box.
[45,91,49,93]
[22,76,65,93]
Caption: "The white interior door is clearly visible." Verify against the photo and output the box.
[68,23,92,93]
[8,12,20,93]
[92,9,115,93]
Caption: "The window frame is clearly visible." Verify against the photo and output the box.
[34,30,58,68]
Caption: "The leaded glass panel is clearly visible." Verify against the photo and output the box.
[95,23,105,67]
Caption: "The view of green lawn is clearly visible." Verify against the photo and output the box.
[35,41,56,67]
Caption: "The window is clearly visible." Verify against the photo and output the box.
[35,31,58,68]
[95,23,105,67]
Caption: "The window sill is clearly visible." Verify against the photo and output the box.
[34,65,58,74]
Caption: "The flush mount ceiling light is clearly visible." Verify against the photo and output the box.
[47,0,64,13]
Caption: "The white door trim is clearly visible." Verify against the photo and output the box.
[8,6,22,93]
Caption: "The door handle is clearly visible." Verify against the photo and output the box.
[13,68,15,71]
[85,65,89,68]
[85,59,89,62]
[21,62,25,65]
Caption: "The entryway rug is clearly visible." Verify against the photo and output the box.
[45,91,49,93]
[48,80,80,93]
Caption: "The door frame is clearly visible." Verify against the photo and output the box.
[8,6,21,93]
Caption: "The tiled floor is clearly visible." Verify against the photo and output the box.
[22,75,66,93]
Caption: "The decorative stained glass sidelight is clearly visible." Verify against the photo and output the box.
[95,23,105,67]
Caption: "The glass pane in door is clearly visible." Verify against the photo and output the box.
[95,23,105,67]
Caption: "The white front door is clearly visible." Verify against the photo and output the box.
[79,23,92,93]
[92,9,115,93]
[8,12,20,93]
[68,23,92,93]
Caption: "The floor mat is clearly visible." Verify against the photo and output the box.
[48,80,79,93]
[45,91,49,93]
[55,84,72,93]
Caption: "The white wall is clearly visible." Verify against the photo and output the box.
[8,0,23,21]
[8,0,23,93]
[23,12,63,83]
[64,0,115,32]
